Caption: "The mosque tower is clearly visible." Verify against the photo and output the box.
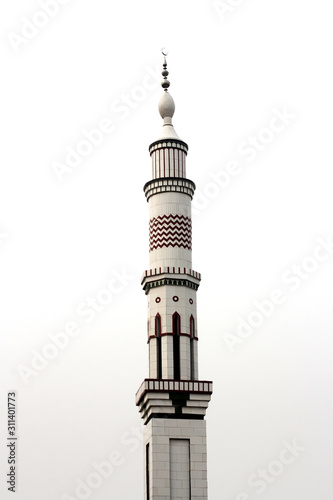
[136,52,213,500]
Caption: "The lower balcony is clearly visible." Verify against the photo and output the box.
[136,378,213,406]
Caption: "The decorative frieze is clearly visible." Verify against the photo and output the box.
[149,214,192,251]
[143,278,199,294]
[142,266,201,282]
[144,177,195,201]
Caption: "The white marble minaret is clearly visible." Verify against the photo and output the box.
[136,53,213,500]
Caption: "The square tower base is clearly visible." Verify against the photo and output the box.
[144,417,208,500]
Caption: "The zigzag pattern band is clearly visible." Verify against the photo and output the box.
[149,214,192,251]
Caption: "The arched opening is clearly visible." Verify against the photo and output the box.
[155,314,162,379]
[173,312,181,380]
[190,315,195,380]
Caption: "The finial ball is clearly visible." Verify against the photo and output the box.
[161,79,170,90]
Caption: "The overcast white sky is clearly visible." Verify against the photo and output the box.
[1,1,333,499]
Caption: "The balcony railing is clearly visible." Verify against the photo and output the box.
[136,378,213,405]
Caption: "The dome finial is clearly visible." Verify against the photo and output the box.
[161,48,170,92]
[157,49,181,140]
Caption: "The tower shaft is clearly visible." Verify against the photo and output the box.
[136,55,212,500]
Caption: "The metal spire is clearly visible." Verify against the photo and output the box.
[157,49,181,140]
[161,48,170,92]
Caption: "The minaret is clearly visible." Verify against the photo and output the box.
[136,52,213,500]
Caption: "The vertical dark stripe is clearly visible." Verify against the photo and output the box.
[163,148,166,177]
[173,313,180,380]
[146,443,150,500]
[168,148,170,177]
[158,149,160,178]
[190,316,195,380]
[156,314,162,379]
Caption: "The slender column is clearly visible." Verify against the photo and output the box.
[136,53,212,500]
